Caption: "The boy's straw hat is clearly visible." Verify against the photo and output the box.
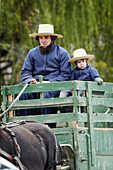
[29,24,63,38]
[68,48,94,63]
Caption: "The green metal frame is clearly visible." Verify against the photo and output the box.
[1,80,113,170]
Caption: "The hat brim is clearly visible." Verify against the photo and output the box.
[68,55,94,63]
[29,33,63,38]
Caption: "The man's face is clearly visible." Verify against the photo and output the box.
[39,35,52,48]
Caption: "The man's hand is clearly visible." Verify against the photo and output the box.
[30,79,39,84]
[30,80,51,84]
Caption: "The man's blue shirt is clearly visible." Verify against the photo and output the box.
[21,43,72,84]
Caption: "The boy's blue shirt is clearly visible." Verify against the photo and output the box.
[71,64,99,81]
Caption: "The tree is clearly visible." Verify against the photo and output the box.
[0,0,113,86]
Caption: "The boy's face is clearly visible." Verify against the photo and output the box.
[76,59,87,69]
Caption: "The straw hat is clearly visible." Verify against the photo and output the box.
[68,48,94,63]
[29,24,63,38]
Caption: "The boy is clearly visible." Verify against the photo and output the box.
[59,48,103,99]
[60,48,103,114]
[68,48,103,84]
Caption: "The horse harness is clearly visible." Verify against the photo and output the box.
[0,121,28,170]
[0,120,61,170]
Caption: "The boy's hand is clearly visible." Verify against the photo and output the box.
[94,77,103,85]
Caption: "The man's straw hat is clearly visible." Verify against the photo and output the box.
[68,48,94,63]
[29,24,63,38]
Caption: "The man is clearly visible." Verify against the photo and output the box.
[19,24,72,124]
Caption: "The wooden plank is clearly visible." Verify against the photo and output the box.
[87,82,96,166]
[8,113,75,124]
[5,81,74,95]
[7,96,88,109]
[95,156,113,170]
[92,98,113,107]
[1,86,8,122]
[94,128,113,155]
[52,128,73,146]
[7,97,74,110]
[77,113,113,123]
[5,80,110,95]
[8,95,13,117]
[89,82,113,92]
[2,81,113,96]
[76,127,113,170]
[93,114,113,122]
[77,127,113,155]
[73,81,78,121]
[74,81,87,90]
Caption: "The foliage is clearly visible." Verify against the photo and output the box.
[0,0,113,86]
[95,61,113,83]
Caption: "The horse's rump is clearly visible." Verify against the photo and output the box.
[0,121,62,170]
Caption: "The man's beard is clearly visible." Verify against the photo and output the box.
[39,42,53,54]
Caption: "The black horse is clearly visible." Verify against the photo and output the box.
[0,121,62,170]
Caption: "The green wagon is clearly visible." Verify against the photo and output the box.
[1,80,113,170]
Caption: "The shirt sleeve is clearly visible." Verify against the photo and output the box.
[90,67,99,81]
[71,70,76,80]
[21,51,37,84]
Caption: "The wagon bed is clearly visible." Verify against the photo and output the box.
[1,80,113,170]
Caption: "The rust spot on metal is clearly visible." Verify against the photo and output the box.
[73,121,77,127]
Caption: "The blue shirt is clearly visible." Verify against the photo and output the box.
[21,43,72,84]
[71,64,99,81]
